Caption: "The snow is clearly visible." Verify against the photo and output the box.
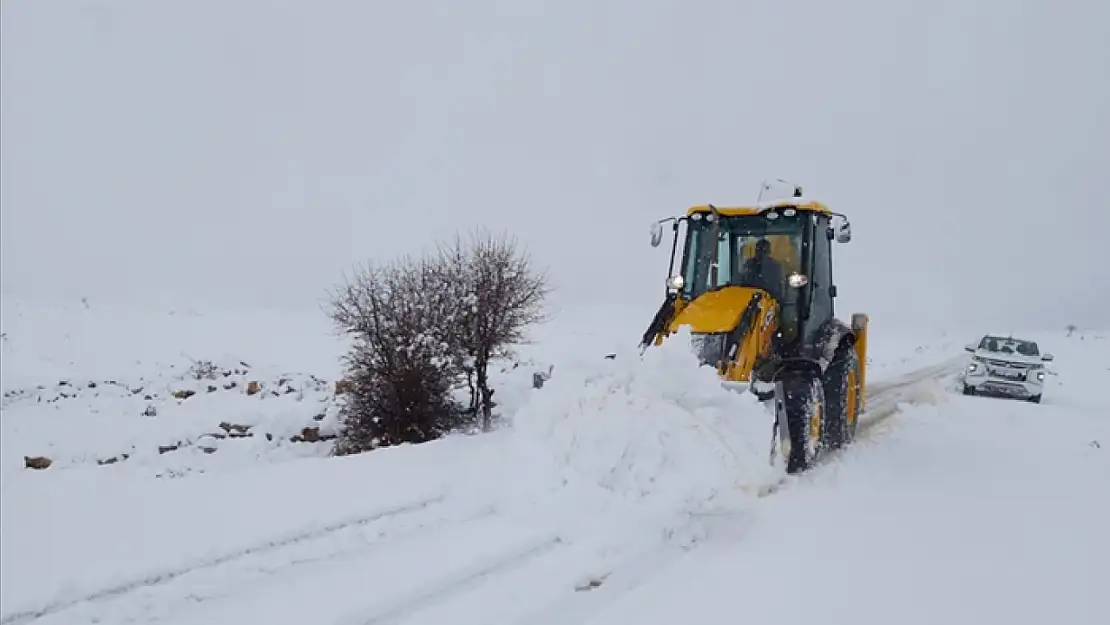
[0,298,347,392]
[4,0,1107,620]
[0,442,496,622]
[2,297,1108,625]
[498,326,784,552]
[0,299,349,477]
[576,391,1110,625]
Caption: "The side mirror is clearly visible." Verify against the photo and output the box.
[836,221,852,243]
[964,344,975,353]
[650,221,664,247]
[1042,353,1054,362]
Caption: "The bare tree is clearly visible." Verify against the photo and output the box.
[324,257,469,453]
[323,226,550,453]
[436,228,551,431]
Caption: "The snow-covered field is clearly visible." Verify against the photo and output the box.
[2,298,1107,625]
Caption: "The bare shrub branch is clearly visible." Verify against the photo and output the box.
[324,256,468,453]
[435,227,551,430]
[324,225,551,452]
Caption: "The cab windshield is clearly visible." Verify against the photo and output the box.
[978,336,1040,356]
[680,212,805,304]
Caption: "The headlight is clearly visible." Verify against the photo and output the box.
[1036,371,1045,381]
[787,273,808,288]
[666,274,685,291]
[967,362,979,373]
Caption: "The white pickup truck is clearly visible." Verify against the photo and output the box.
[962,335,1053,403]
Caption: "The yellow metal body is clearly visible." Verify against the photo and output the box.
[850,313,870,413]
[667,286,760,334]
[637,196,872,473]
[685,199,833,218]
[723,296,778,383]
[656,286,780,383]
[652,200,869,407]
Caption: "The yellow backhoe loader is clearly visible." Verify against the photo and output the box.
[641,185,869,473]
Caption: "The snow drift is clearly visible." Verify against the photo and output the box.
[1,311,787,620]
[3,297,1027,624]
[495,327,783,549]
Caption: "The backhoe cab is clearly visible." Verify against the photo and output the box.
[642,185,869,473]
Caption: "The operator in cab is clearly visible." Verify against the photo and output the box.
[736,238,785,302]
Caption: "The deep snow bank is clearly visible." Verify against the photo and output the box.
[577,396,1110,625]
[0,433,506,620]
[1018,329,1108,412]
[0,323,786,618]
[497,328,783,549]
[0,298,346,392]
[0,298,350,476]
[0,358,345,478]
[0,298,535,478]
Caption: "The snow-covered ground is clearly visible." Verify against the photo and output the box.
[2,298,1107,625]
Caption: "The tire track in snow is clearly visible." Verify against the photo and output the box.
[857,355,965,434]
[353,359,971,625]
[505,358,972,625]
[0,495,449,625]
[4,358,967,625]
[494,545,690,625]
[757,355,965,497]
[345,534,566,625]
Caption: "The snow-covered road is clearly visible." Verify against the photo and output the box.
[3,353,976,625]
[580,391,1110,625]
[3,301,1107,625]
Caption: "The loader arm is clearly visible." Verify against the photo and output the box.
[640,292,683,350]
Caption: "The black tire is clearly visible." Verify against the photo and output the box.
[1028,395,1042,403]
[779,372,827,474]
[823,347,862,450]
[962,385,974,396]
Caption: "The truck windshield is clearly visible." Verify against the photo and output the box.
[978,336,1040,356]
[680,212,805,303]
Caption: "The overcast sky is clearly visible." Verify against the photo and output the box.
[2,0,1107,329]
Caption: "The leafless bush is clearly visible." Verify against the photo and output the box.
[436,228,550,430]
[325,228,550,454]
[326,257,469,453]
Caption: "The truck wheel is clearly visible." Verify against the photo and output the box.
[823,347,862,450]
[779,372,826,474]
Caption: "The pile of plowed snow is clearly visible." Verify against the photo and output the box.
[496,328,783,548]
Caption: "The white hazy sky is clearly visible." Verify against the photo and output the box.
[2,0,1108,329]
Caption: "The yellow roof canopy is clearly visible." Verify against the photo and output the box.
[685,198,832,217]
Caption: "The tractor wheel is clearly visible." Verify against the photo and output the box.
[779,372,827,474]
[823,347,863,450]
